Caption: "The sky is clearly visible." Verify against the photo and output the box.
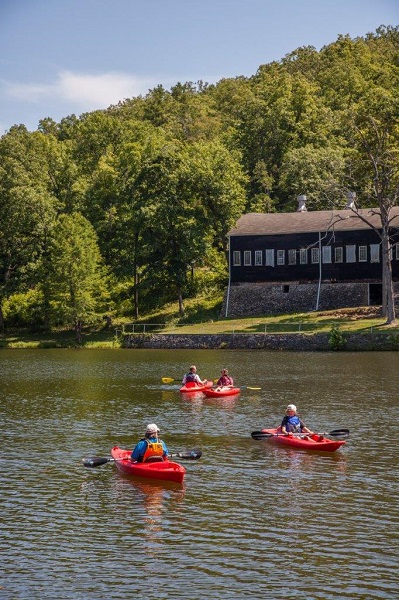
[0,0,397,134]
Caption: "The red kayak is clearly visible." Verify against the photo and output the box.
[203,386,241,398]
[180,380,213,393]
[257,428,346,452]
[110,446,186,483]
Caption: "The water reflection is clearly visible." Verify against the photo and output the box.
[2,349,398,600]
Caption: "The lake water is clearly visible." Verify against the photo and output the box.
[1,348,398,599]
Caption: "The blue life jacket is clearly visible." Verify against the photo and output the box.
[185,372,197,382]
[285,415,301,432]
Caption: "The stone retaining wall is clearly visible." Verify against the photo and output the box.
[124,332,399,351]
[221,282,370,317]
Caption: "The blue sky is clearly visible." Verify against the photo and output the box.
[0,0,397,134]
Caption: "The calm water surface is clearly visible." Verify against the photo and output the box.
[1,349,398,599]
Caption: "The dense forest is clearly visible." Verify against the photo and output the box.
[1,25,398,335]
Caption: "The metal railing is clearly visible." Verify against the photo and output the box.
[115,322,378,336]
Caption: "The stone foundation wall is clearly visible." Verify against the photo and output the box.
[220,282,370,317]
[124,332,399,351]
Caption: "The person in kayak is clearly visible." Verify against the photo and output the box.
[216,368,234,388]
[130,423,169,463]
[182,365,207,386]
[280,404,315,437]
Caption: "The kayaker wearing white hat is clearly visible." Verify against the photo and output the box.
[130,423,169,463]
[281,404,314,436]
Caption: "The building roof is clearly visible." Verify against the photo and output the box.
[228,207,399,236]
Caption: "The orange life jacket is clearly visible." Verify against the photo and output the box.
[142,439,164,462]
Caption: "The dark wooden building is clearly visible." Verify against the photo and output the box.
[223,200,399,316]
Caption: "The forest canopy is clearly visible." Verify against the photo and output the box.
[1,25,398,332]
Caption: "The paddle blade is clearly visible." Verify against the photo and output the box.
[82,456,113,468]
[329,429,350,437]
[251,431,274,440]
[246,386,261,391]
[171,448,202,460]
[162,377,175,384]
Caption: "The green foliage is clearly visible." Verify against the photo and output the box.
[46,213,110,328]
[328,323,347,351]
[3,289,45,328]
[0,26,398,329]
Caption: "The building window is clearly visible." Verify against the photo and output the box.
[244,250,252,266]
[322,246,332,263]
[335,247,343,263]
[255,250,263,266]
[370,244,380,263]
[311,248,319,264]
[288,249,296,265]
[233,251,241,266]
[277,250,285,265]
[265,249,275,267]
[346,245,356,263]
[359,246,367,262]
[283,285,289,293]
[300,248,308,264]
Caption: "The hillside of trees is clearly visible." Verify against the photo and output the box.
[1,25,398,335]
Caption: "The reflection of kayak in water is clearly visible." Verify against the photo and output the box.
[203,387,241,398]
[110,446,186,483]
[179,381,213,393]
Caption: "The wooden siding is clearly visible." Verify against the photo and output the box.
[229,228,399,284]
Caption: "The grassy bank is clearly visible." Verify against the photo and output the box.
[0,306,396,349]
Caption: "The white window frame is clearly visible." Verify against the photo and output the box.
[358,245,367,262]
[265,249,275,267]
[277,250,285,265]
[346,245,356,263]
[300,248,308,264]
[244,250,252,266]
[370,244,380,263]
[288,249,296,265]
[322,246,332,264]
[232,251,241,266]
[335,247,343,263]
[254,250,263,266]
[311,248,319,264]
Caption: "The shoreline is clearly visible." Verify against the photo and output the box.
[123,332,399,351]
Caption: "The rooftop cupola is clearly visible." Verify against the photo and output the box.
[297,194,307,212]
[345,191,357,209]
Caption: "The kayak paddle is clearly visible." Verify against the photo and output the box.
[251,429,349,440]
[82,448,202,468]
[162,377,210,384]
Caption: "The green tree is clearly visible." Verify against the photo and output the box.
[46,213,108,341]
[0,126,58,332]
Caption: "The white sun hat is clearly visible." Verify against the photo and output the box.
[145,423,160,435]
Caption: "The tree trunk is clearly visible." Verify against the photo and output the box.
[178,286,184,316]
[133,231,139,320]
[0,304,4,334]
[75,320,82,343]
[381,231,396,324]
